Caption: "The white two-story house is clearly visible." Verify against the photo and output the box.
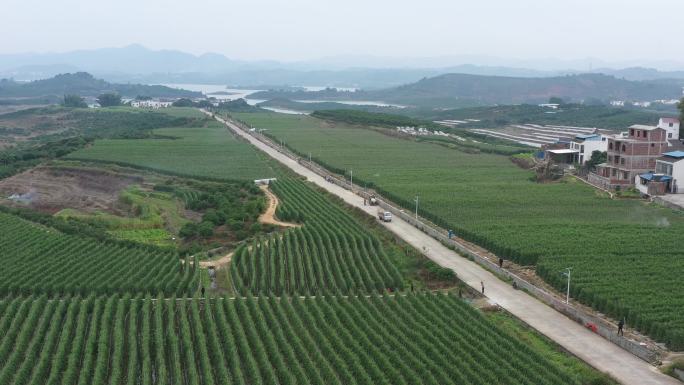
[657,117,680,141]
[570,133,608,164]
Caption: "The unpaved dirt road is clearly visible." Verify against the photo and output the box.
[208,110,680,385]
[257,185,300,228]
[198,185,295,269]
[199,251,234,268]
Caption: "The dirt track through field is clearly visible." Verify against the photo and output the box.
[257,185,300,228]
[198,185,297,269]
[199,251,235,268]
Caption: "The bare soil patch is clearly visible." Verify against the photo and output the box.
[0,166,142,214]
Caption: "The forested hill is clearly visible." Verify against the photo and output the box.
[0,72,201,98]
[251,73,683,108]
[381,73,681,104]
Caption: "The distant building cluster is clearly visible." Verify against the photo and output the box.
[395,126,449,136]
[129,100,173,108]
[610,99,680,108]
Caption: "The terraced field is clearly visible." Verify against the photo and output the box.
[0,294,584,385]
[0,211,197,296]
[232,111,684,350]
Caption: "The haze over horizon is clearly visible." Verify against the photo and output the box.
[2,0,684,70]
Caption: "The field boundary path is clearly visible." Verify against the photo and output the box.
[196,184,296,269]
[199,250,234,268]
[206,110,679,385]
[257,185,300,228]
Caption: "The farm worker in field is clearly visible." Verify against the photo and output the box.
[201,286,205,297]
[481,281,485,295]
[618,318,625,336]
[498,258,504,269]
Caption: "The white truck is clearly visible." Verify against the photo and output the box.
[377,208,392,222]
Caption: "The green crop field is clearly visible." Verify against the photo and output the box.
[231,179,403,295]
[0,106,620,384]
[0,211,197,296]
[232,111,684,350]
[0,294,585,385]
[68,120,277,181]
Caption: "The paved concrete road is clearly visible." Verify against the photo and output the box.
[211,112,679,385]
[658,194,684,210]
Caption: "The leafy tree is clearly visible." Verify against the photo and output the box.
[179,223,198,238]
[198,221,214,237]
[678,98,684,138]
[586,150,607,171]
[62,94,87,108]
[96,93,122,107]
[172,98,194,107]
[548,96,564,105]
[135,95,152,101]
[196,100,213,108]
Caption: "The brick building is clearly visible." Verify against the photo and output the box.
[589,125,669,189]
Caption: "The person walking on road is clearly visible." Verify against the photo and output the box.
[481,281,485,295]
[618,317,625,336]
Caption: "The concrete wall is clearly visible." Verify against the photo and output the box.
[672,162,684,194]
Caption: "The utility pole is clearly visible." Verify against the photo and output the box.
[562,268,572,304]
[414,195,419,219]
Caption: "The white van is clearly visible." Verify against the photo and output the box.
[377,209,393,222]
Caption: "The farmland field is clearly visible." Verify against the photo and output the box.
[0,211,197,296]
[231,178,403,295]
[0,294,586,385]
[232,111,684,349]
[0,105,620,384]
[69,119,277,181]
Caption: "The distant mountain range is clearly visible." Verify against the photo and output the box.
[0,72,201,99]
[3,45,684,89]
[251,73,684,108]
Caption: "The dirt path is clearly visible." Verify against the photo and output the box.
[258,185,300,228]
[193,185,296,270]
[207,110,681,385]
[199,251,235,268]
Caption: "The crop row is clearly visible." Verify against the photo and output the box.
[231,179,403,295]
[0,212,198,296]
[231,112,684,350]
[0,293,581,385]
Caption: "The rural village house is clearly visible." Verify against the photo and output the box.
[637,150,684,195]
[589,125,669,190]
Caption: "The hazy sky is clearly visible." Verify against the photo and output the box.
[2,0,683,66]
